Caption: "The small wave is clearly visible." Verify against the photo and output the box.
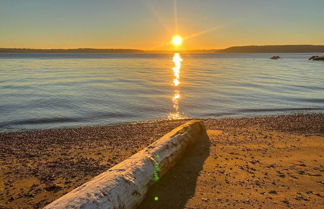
[0,117,82,128]
[0,111,136,129]
[198,112,237,117]
[291,98,324,103]
[237,107,324,113]
[88,111,136,119]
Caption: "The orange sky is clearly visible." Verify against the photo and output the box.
[1,0,324,50]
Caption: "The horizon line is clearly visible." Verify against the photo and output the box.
[1,44,324,51]
[1,44,324,53]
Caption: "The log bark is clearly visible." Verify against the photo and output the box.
[44,120,207,209]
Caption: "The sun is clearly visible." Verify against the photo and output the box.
[171,35,183,47]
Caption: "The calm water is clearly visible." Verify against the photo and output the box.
[0,53,323,131]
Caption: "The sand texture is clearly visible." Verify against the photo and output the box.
[1,114,324,209]
[140,114,324,209]
[0,120,186,208]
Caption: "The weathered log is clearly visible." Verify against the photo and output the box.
[44,120,207,209]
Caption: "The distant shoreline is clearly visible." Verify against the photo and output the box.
[1,45,324,54]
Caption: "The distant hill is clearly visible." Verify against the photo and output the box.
[1,45,324,53]
[218,45,324,53]
[0,48,144,53]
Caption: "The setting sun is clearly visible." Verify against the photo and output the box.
[171,35,183,47]
[1,1,324,208]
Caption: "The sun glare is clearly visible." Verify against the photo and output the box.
[171,35,183,47]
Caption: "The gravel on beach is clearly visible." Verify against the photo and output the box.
[0,120,187,208]
[1,114,324,209]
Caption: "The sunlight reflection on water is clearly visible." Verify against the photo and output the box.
[168,53,186,120]
[0,53,324,131]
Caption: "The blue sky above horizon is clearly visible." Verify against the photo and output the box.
[1,0,323,49]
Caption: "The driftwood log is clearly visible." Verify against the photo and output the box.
[44,120,207,209]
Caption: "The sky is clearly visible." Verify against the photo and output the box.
[1,0,324,50]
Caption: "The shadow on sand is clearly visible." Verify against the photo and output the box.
[138,132,210,209]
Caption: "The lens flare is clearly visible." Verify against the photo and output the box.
[171,35,183,47]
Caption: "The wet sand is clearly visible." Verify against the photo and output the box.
[1,114,324,208]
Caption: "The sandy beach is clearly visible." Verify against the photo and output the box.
[1,114,323,208]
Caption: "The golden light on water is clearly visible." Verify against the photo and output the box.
[168,89,181,120]
[168,52,185,120]
[172,53,182,86]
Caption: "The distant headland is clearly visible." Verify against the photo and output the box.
[216,45,324,53]
[1,45,324,53]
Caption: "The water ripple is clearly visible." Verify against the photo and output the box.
[0,53,323,131]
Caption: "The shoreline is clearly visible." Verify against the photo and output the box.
[2,110,324,134]
[1,113,323,208]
